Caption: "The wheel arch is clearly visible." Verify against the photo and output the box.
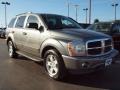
[41,45,61,58]
[40,39,67,59]
[6,34,16,49]
[7,37,12,45]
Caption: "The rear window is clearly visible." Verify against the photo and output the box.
[8,18,16,28]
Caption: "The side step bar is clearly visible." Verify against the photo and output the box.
[16,51,43,62]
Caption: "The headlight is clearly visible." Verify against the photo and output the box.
[67,40,86,56]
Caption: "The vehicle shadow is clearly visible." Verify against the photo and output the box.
[14,55,31,61]
[62,65,120,90]
[12,54,120,90]
[14,55,44,65]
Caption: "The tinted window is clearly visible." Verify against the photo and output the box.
[41,14,82,30]
[62,18,73,26]
[8,18,16,28]
[15,16,26,28]
[27,16,39,24]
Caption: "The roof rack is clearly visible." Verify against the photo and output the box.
[16,12,33,16]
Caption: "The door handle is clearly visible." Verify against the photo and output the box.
[23,32,27,35]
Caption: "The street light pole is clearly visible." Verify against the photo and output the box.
[112,3,119,21]
[68,2,70,17]
[67,0,71,17]
[1,1,10,27]
[89,0,91,24]
[74,4,79,22]
[83,8,88,24]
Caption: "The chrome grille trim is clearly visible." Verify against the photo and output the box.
[86,38,113,56]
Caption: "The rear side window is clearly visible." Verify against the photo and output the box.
[15,16,26,28]
[8,18,16,28]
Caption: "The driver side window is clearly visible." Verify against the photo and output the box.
[26,15,39,29]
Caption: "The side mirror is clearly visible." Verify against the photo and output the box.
[38,26,44,32]
[27,23,38,30]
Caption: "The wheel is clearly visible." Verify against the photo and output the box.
[1,34,3,38]
[44,49,66,80]
[8,40,18,58]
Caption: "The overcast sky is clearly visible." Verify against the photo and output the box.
[0,0,120,27]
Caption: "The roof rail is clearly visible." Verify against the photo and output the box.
[16,12,33,16]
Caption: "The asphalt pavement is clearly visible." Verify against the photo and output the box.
[0,38,120,90]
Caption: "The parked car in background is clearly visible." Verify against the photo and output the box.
[79,23,91,29]
[87,21,120,53]
[0,28,6,38]
[6,12,118,80]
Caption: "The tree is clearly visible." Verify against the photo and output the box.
[94,19,99,23]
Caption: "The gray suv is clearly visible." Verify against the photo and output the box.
[6,12,118,80]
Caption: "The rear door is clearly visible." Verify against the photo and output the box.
[14,15,27,51]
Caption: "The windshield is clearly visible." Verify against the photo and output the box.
[41,14,82,30]
[88,23,111,33]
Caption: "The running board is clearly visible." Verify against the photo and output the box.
[16,51,43,62]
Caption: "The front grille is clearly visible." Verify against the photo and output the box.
[88,48,102,55]
[88,41,101,48]
[87,39,112,56]
[105,39,112,46]
[104,46,112,53]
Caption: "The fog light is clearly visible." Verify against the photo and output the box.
[82,62,89,68]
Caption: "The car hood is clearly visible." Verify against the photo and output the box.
[50,29,111,42]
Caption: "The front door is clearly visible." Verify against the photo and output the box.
[23,15,43,57]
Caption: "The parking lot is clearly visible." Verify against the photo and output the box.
[0,38,120,90]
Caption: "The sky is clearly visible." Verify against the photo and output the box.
[0,0,120,27]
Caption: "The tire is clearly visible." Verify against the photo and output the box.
[8,40,18,58]
[44,49,66,80]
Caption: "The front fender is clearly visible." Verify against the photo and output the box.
[40,39,68,57]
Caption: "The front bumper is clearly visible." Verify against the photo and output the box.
[62,49,118,74]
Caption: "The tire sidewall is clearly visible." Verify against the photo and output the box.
[8,41,15,58]
[44,49,65,80]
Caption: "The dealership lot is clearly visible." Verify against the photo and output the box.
[0,38,120,90]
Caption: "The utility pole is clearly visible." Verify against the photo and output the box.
[1,1,10,27]
[68,3,70,17]
[67,0,71,17]
[89,0,91,24]
[112,3,119,21]
[83,8,88,23]
[67,2,70,17]
[74,4,79,22]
